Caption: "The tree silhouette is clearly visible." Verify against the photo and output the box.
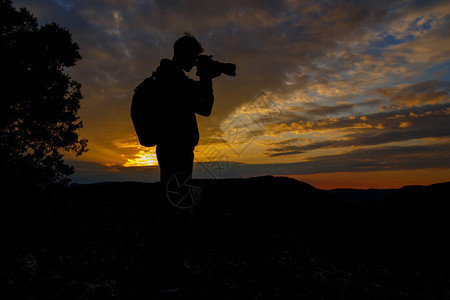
[0,0,87,189]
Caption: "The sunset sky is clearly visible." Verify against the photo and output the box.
[14,0,449,188]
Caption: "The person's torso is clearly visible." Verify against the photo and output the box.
[155,59,199,148]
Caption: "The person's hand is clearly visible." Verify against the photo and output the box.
[196,55,221,78]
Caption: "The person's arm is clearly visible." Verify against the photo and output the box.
[183,75,214,117]
[195,77,214,117]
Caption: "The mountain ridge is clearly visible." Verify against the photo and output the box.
[69,175,450,205]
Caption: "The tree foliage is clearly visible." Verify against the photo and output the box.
[0,0,87,189]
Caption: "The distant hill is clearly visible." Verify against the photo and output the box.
[66,176,449,235]
[365,181,450,260]
[66,176,450,248]
[325,182,449,206]
[69,176,355,233]
[324,188,397,206]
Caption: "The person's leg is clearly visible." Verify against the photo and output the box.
[147,145,193,290]
[157,145,194,184]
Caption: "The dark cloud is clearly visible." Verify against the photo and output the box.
[292,142,450,174]
[273,102,358,127]
[264,149,304,157]
[302,102,356,116]
[266,104,450,156]
[359,98,386,107]
[377,80,449,108]
[225,142,450,177]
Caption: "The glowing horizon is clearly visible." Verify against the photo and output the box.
[123,148,158,167]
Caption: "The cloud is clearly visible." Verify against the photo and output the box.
[223,142,450,177]
[358,98,386,107]
[291,102,356,117]
[379,1,450,65]
[265,104,450,156]
[291,142,450,174]
[377,80,449,108]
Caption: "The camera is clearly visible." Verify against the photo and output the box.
[196,55,236,78]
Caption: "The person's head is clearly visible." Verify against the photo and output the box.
[173,33,204,72]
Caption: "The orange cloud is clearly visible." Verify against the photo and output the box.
[399,121,412,128]
[123,149,158,167]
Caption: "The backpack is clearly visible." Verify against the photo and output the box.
[130,72,162,147]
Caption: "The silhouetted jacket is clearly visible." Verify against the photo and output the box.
[155,58,214,149]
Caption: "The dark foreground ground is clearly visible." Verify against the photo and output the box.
[1,176,449,299]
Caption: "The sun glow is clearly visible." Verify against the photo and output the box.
[123,148,158,167]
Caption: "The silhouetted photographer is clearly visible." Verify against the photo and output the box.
[137,33,235,295]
